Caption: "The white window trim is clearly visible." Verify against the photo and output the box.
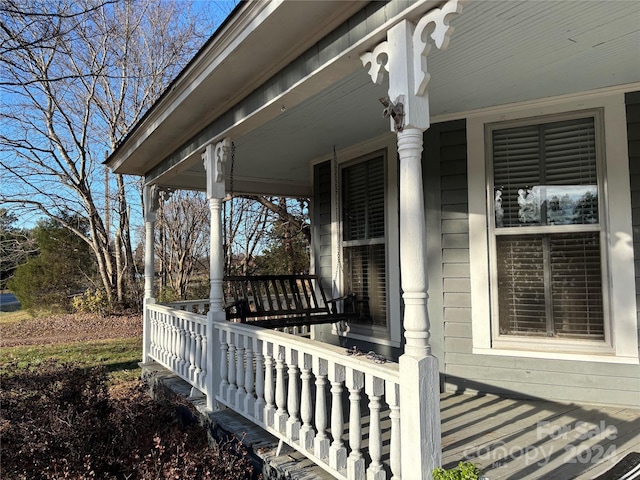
[468,92,639,364]
[319,134,402,347]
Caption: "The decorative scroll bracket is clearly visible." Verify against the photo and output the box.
[360,0,464,132]
[414,0,464,96]
[203,137,231,199]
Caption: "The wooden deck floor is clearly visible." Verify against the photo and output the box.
[441,392,640,479]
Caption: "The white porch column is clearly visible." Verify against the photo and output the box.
[203,138,231,411]
[360,2,463,478]
[142,184,159,363]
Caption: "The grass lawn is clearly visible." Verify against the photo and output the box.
[0,337,143,383]
[0,309,30,323]
[0,310,142,383]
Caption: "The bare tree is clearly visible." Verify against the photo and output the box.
[155,191,209,300]
[0,0,236,307]
[223,197,267,275]
[0,208,38,289]
[224,196,310,275]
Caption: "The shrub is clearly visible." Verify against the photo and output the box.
[0,360,258,479]
[188,279,210,300]
[71,288,112,316]
[433,461,483,480]
[157,286,179,303]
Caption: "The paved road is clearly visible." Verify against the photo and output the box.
[0,292,20,312]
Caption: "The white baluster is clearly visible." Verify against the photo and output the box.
[169,317,176,369]
[366,376,386,480]
[274,346,288,433]
[347,369,365,480]
[235,334,246,408]
[149,311,157,358]
[227,333,237,405]
[264,343,276,426]
[172,317,180,370]
[244,335,255,415]
[329,363,347,471]
[313,357,330,460]
[188,324,197,382]
[178,318,187,376]
[300,353,315,451]
[160,314,168,364]
[218,329,229,400]
[155,313,162,361]
[387,382,401,480]
[154,312,161,360]
[194,325,203,383]
[199,330,207,392]
[168,315,174,367]
[286,348,301,442]
[254,338,265,422]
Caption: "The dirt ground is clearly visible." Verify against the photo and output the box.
[0,312,142,347]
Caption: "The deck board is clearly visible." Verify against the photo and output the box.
[440,392,640,480]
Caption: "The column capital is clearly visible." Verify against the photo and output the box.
[143,184,159,223]
[360,0,464,132]
[203,138,231,199]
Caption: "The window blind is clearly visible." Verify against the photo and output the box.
[493,117,597,227]
[343,157,385,241]
[491,115,604,340]
[342,156,386,326]
[549,232,604,338]
[344,243,387,326]
[496,233,604,339]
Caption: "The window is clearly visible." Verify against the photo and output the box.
[468,94,638,362]
[342,156,387,327]
[489,115,605,340]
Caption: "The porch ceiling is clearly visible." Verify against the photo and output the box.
[112,0,640,196]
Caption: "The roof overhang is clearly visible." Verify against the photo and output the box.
[106,0,370,177]
[107,0,640,197]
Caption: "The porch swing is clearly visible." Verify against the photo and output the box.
[222,144,359,330]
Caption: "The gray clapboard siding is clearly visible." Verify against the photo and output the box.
[429,98,640,407]
[443,292,471,308]
[444,376,640,407]
[443,307,472,323]
[443,277,471,293]
[626,92,640,340]
[446,352,639,378]
[444,322,472,338]
[425,120,467,374]
[445,363,639,393]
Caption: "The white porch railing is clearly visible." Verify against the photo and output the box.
[146,302,401,480]
[147,303,210,395]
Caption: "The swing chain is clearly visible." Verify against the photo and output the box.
[332,145,342,295]
[229,141,236,199]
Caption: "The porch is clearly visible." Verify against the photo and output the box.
[143,301,640,480]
